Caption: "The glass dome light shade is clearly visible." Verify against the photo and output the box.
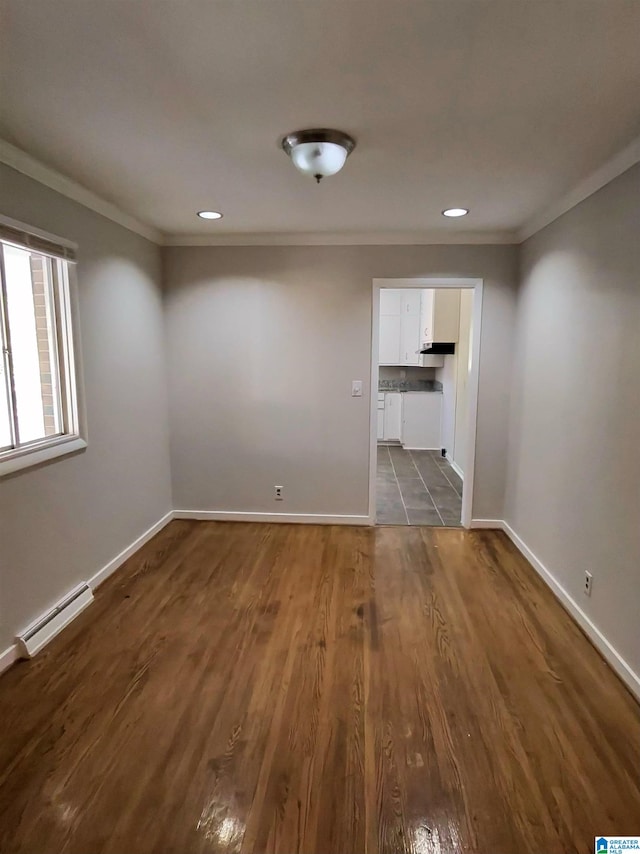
[290,141,349,178]
[282,130,355,181]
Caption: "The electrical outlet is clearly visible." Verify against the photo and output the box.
[274,485,283,501]
[584,571,593,597]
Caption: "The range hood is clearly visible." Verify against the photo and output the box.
[420,342,456,355]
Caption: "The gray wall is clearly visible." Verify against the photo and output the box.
[163,244,518,518]
[4,156,637,684]
[506,163,640,678]
[0,165,172,650]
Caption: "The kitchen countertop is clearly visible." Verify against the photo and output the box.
[378,380,442,393]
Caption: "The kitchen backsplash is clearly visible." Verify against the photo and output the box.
[378,366,436,382]
[378,378,442,392]
[378,366,441,391]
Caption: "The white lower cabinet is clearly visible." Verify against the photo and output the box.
[377,394,385,440]
[382,392,402,441]
[401,393,442,449]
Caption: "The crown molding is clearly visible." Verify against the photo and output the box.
[0,139,163,244]
[3,135,638,250]
[163,229,519,247]
[518,134,640,242]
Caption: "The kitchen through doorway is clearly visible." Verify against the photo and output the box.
[369,279,481,527]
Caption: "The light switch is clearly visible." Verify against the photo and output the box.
[351,380,363,397]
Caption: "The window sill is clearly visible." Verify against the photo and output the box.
[0,435,87,478]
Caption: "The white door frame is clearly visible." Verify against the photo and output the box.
[369,277,484,528]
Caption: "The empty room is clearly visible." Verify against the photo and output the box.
[0,2,639,853]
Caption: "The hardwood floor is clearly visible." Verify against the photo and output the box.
[0,521,638,854]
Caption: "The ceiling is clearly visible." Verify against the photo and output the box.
[1,0,639,240]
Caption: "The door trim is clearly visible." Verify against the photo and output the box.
[369,277,483,528]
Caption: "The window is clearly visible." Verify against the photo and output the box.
[0,218,84,476]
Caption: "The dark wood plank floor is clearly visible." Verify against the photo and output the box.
[0,522,638,854]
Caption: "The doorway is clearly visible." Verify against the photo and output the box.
[369,278,482,528]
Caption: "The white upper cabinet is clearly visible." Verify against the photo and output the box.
[401,289,421,316]
[379,288,422,366]
[379,315,402,364]
[380,288,403,316]
[379,288,461,365]
[420,289,461,347]
[400,313,421,365]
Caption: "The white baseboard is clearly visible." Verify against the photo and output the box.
[0,643,19,675]
[174,510,372,526]
[88,510,174,589]
[4,509,637,703]
[501,521,640,702]
[0,510,174,677]
[17,584,94,658]
[444,453,464,481]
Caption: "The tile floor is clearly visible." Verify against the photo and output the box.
[376,445,463,526]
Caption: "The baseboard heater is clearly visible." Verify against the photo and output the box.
[16,582,94,658]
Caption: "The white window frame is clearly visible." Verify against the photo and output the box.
[0,215,86,477]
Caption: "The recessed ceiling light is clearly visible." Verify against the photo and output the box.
[197,210,223,220]
[442,208,469,218]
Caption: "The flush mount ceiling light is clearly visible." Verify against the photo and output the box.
[442,208,469,218]
[197,210,223,220]
[281,128,356,183]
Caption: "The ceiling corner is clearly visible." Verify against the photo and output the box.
[0,139,163,245]
[518,134,640,243]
